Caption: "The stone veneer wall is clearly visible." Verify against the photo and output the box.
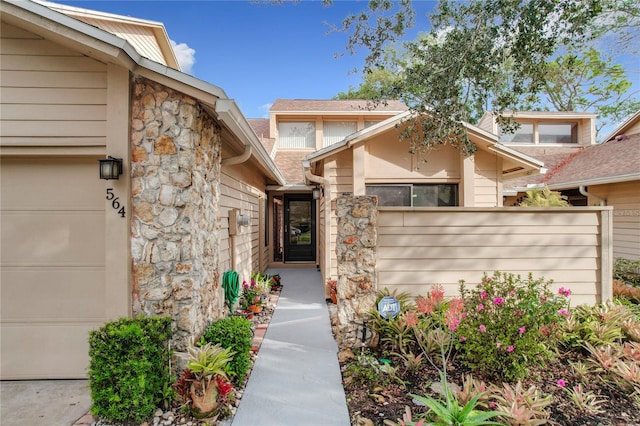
[335,195,378,348]
[130,77,224,351]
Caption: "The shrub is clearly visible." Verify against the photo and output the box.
[201,316,253,384]
[88,315,173,424]
[614,258,640,287]
[455,271,570,382]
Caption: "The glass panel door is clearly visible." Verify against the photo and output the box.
[284,194,315,262]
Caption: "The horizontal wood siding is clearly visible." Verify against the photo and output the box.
[474,150,499,207]
[377,207,612,305]
[326,151,353,281]
[590,181,640,260]
[0,23,107,147]
[220,172,264,283]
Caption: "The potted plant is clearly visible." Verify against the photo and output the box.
[178,339,236,418]
[241,280,262,313]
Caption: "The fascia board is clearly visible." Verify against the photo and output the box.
[5,0,284,185]
[215,100,286,186]
[547,173,640,190]
[307,110,414,163]
[602,110,640,142]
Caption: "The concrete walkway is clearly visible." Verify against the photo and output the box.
[0,268,349,426]
[231,268,350,426]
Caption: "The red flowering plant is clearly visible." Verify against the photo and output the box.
[455,271,571,382]
[240,279,262,309]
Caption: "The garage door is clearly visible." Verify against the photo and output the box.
[1,157,106,379]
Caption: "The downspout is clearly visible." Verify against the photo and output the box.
[222,145,252,165]
[579,185,606,206]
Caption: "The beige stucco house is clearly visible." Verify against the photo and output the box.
[0,0,284,379]
[0,0,617,380]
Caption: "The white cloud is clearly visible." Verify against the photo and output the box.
[260,103,272,119]
[170,39,196,74]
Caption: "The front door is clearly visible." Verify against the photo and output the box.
[284,194,315,262]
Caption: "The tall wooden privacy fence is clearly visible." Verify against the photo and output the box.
[377,207,613,305]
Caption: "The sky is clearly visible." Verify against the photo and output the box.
[53,0,436,119]
[51,0,638,131]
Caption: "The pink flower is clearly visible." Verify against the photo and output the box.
[479,324,486,333]
[558,287,571,297]
[477,303,484,311]
[557,379,566,387]
[496,342,502,349]
[558,308,570,317]
[480,291,487,300]
[460,336,467,342]
[493,297,504,306]
[507,345,515,352]
[406,311,418,327]
[489,401,497,409]
[519,326,526,335]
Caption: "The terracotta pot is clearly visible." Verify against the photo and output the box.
[190,379,218,418]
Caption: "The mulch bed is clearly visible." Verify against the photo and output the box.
[340,345,640,426]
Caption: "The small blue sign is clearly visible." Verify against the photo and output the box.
[378,296,400,319]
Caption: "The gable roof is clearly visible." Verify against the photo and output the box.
[602,110,640,142]
[307,111,545,180]
[35,0,180,70]
[2,0,285,185]
[270,99,408,114]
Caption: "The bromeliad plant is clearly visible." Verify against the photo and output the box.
[177,338,236,419]
[455,271,571,382]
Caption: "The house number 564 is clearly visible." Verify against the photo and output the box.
[106,188,126,218]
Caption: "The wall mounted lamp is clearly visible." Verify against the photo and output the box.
[98,156,123,180]
[312,185,323,200]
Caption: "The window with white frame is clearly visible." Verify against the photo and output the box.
[499,121,578,144]
[322,121,357,147]
[278,122,316,149]
[366,184,458,207]
[499,123,534,143]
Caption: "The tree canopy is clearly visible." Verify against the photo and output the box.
[329,0,639,152]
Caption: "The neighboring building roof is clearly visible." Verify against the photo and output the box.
[247,118,276,157]
[270,99,408,114]
[546,133,640,189]
[274,150,313,184]
[35,0,180,70]
[3,0,285,185]
[502,147,582,191]
[307,111,544,180]
[505,110,640,192]
[602,110,640,142]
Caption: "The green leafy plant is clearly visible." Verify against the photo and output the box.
[411,373,505,426]
[184,340,235,379]
[345,350,404,389]
[180,339,235,418]
[456,374,491,410]
[88,316,173,424]
[519,185,569,207]
[614,258,640,287]
[563,383,606,414]
[561,302,633,349]
[368,288,418,353]
[456,271,570,381]
[201,316,253,385]
[492,381,552,425]
[383,405,425,426]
